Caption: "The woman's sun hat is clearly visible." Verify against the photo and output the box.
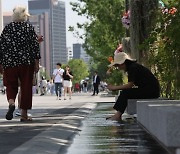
[12,6,30,22]
[108,52,136,67]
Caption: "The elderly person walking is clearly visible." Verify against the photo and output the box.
[0,6,41,122]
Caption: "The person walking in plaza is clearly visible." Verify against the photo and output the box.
[106,45,160,121]
[0,6,41,122]
[53,63,64,100]
[15,35,43,116]
[39,76,47,96]
[92,71,101,96]
[49,78,55,95]
[63,65,73,100]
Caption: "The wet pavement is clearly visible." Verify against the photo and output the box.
[0,94,173,153]
[0,101,95,154]
[66,103,170,154]
[0,94,113,154]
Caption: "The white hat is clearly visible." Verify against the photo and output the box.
[108,52,136,67]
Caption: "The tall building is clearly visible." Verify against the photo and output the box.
[0,0,3,33]
[73,43,82,59]
[3,12,12,25]
[80,47,91,64]
[29,14,51,75]
[28,0,67,74]
[67,47,73,61]
[73,43,91,64]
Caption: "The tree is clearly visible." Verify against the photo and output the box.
[69,0,125,85]
[67,59,89,84]
[142,1,180,98]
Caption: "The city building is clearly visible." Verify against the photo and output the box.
[28,0,67,74]
[73,43,91,64]
[80,47,91,64]
[73,43,82,59]
[3,12,12,25]
[67,47,73,61]
[29,13,51,75]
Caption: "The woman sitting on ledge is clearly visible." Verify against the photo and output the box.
[107,45,160,121]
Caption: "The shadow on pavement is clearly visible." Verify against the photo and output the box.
[0,105,92,154]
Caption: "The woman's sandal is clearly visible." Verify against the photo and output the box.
[6,104,15,120]
[20,116,32,122]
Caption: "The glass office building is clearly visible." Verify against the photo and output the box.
[29,0,67,74]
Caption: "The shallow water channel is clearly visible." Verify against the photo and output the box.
[66,103,169,154]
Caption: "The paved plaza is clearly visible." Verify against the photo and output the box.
[0,92,170,154]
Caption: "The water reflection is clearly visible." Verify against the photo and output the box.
[66,103,169,154]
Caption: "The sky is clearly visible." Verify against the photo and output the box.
[2,0,87,49]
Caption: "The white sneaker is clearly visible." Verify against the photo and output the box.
[27,113,32,117]
[15,109,21,116]
[15,109,32,117]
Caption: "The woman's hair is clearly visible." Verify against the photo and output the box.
[12,6,30,22]
[66,65,70,69]
[124,59,136,71]
[125,59,136,65]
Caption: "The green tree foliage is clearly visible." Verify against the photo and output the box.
[69,0,125,85]
[67,59,89,85]
[142,0,180,98]
[39,68,50,80]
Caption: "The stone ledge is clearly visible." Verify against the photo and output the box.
[176,149,180,154]
[137,100,180,148]
[137,100,180,129]
[127,98,168,115]
[149,105,180,147]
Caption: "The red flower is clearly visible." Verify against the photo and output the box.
[108,56,113,63]
[169,7,177,15]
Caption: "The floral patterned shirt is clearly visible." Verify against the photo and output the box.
[0,21,41,69]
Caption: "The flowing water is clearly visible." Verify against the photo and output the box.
[66,103,169,154]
